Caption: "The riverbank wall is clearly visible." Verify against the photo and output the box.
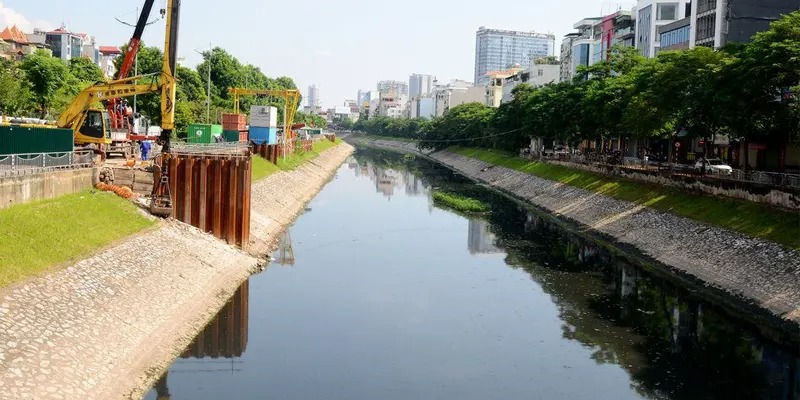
[349,137,800,328]
[0,168,94,209]
[0,143,354,399]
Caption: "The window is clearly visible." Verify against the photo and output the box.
[657,3,678,20]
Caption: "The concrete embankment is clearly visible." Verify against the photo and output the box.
[0,143,354,399]
[350,138,800,327]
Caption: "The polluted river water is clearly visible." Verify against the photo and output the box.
[144,148,800,400]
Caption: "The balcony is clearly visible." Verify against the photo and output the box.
[615,27,634,38]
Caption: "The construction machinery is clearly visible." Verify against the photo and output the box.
[229,88,301,140]
[54,0,179,216]
[53,0,162,159]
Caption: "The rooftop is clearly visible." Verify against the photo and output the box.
[0,26,28,44]
[573,17,603,29]
[476,27,555,40]
[99,46,122,55]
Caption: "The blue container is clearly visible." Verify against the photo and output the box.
[249,126,277,145]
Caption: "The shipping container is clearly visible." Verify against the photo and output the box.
[187,124,223,144]
[222,130,239,142]
[249,126,277,145]
[239,130,248,142]
[0,125,74,155]
[222,113,247,131]
[249,106,278,128]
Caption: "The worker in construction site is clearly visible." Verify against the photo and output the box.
[140,140,152,162]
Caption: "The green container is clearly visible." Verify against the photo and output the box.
[222,129,240,142]
[186,124,223,143]
[0,125,74,155]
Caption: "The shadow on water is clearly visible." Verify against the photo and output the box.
[146,148,799,400]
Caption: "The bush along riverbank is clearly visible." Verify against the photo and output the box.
[432,191,490,214]
[349,136,800,328]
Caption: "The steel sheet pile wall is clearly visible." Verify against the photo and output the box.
[167,151,252,248]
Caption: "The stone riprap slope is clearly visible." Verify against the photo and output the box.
[0,143,355,399]
[431,150,800,325]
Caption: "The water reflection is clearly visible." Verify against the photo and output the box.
[350,148,800,399]
[148,281,250,397]
[146,149,799,399]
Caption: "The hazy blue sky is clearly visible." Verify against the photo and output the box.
[2,0,635,108]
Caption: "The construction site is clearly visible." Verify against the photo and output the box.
[0,0,337,249]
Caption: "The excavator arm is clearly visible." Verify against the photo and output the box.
[57,75,160,129]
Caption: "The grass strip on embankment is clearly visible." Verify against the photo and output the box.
[432,191,490,214]
[252,139,342,181]
[450,146,800,250]
[0,190,156,287]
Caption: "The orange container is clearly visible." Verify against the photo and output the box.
[222,113,247,131]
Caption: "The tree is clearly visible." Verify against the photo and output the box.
[0,60,32,116]
[69,57,104,83]
[19,50,69,118]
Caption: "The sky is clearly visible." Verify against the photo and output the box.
[3,0,635,109]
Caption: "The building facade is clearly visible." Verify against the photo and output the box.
[690,0,800,49]
[635,0,692,57]
[486,67,524,107]
[433,80,484,117]
[570,18,602,79]
[658,17,691,51]
[45,27,85,62]
[377,80,409,97]
[501,64,559,104]
[474,27,556,86]
[409,74,435,98]
[559,33,581,82]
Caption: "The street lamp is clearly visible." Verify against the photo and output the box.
[195,43,212,123]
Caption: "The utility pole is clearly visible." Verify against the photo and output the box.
[206,42,212,123]
[195,43,212,123]
[133,7,138,124]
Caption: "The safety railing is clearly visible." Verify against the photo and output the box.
[0,150,94,177]
[538,152,800,190]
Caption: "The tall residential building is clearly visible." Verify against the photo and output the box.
[45,26,86,62]
[377,80,409,97]
[559,33,582,82]
[635,0,691,57]
[307,84,320,111]
[409,74,435,98]
[690,0,800,49]
[570,18,603,79]
[474,27,556,86]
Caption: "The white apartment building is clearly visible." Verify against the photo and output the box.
[635,0,691,57]
[501,64,560,104]
[433,80,485,117]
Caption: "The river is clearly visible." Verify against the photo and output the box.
[144,148,800,400]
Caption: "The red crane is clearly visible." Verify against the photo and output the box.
[107,0,159,132]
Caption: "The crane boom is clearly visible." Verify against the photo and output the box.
[116,0,157,80]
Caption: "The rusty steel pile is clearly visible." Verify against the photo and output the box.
[154,142,252,248]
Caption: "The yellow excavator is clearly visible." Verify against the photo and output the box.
[57,0,180,216]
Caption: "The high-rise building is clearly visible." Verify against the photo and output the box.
[377,80,409,97]
[635,0,691,57]
[409,74,435,98]
[307,84,320,111]
[474,27,556,86]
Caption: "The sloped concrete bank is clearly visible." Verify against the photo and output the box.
[0,144,354,399]
[350,138,800,329]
